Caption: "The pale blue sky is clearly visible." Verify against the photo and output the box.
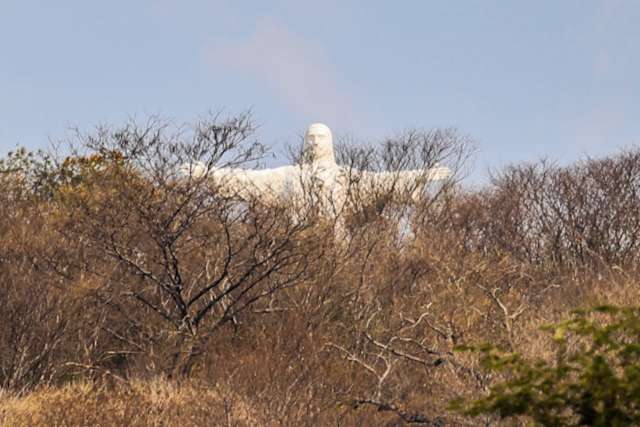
[1,1,638,181]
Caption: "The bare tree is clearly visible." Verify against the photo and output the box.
[51,113,320,377]
[0,152,73,391]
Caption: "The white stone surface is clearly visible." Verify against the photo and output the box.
[182,123,451,207]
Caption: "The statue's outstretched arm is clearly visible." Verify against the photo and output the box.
[210,165,301,198]
[344,165,451,199]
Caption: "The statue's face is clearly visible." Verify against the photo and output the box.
[305,124,332,149]
[303,123,335,164]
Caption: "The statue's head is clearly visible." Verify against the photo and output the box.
[303,123,335,165]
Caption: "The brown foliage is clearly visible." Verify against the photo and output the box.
[1,115,640,425]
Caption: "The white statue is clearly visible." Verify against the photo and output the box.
[181,123,451,211]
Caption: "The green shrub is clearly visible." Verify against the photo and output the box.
[455,305,640,426]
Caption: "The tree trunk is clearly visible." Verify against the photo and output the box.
[168,333,201,379]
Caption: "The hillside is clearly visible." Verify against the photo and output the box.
[2,116,640,426]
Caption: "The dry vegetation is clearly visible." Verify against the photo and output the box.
[1,113,639,426]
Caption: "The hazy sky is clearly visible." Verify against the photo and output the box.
[1,1,638,181]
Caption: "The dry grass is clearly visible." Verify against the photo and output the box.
[0,379,258,427]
